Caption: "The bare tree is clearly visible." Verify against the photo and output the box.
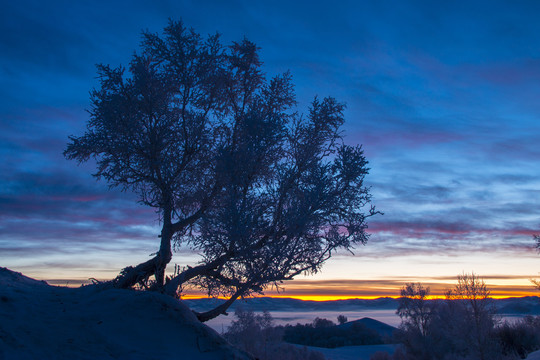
[396,283,435,360]
[396,283,433,338]
[65,20,378,321]
[397,276,501,360]
[225,308,327,360]
[224,308,276,358]
[446,273,497,360]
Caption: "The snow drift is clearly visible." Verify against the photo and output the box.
[0,268,252,360]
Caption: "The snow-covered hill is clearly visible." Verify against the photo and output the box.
[337,317,397,339]
[0,268,252,360]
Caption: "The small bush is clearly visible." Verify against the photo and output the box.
[495,316,540,359]
[313,317,335,328]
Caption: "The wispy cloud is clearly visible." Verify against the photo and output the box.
[1,1,539,296]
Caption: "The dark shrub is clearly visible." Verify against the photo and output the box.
[495,316,540,359]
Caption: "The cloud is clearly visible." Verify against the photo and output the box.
[1,1,540,296]
[256,276,540,298]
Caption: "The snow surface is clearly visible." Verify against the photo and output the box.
[0,268,252,360]
[305,344,398,360]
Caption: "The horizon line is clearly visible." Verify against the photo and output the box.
[42,275,540,300]
[181,293,540,301]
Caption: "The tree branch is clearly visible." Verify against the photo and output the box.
[194,285,248,322]
[163,251,234,295]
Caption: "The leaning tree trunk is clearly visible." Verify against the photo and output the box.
[112,206,174,289]
[154,208,173,287]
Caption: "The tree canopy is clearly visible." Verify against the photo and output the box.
[65,19,378,321]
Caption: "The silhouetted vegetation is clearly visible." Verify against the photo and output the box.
[282,317,385,348]
[64,19,378,322]
[395,273,540,360]
[495,316,540,359]
[224,308,397,358]
[396,283,433,339]
[224,308,326,360]
[222,289,540,360]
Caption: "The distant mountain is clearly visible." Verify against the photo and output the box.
[185,296,540,315]
[495,296,540,315]
[185,296,400,312]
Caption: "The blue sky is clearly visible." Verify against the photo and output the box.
[1,0,539,297]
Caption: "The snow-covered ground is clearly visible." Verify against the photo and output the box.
[305,344,398,360]
[0,268,252,360]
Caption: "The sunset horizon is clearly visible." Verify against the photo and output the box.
[41,273,540,300]
[2,1,540,317]
[2,2,540,359]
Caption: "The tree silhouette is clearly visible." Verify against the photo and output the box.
[65,20,378,321]
[397,282,433,338]
[337,314,348,325]
[397,275,501,360]
[446,273,497,360]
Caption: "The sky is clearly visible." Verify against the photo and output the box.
[1,0,540,299]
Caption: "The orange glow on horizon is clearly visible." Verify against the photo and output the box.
[180,292,539,301]
[41,275,540,300]
[267,295,398,301]
[180,294,400,301]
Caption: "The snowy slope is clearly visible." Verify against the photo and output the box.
[337,317,397,339]
[0,268,252,360]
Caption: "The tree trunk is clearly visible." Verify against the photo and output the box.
[112,256,159,289]
[111,205,173,289]
[154,211,173,287]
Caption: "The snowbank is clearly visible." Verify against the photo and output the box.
[305,344,398,360]
[0,268,252,360]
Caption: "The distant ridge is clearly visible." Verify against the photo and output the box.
[185,296,540,315]
[496,296,540,315]
[185,296,399,312]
